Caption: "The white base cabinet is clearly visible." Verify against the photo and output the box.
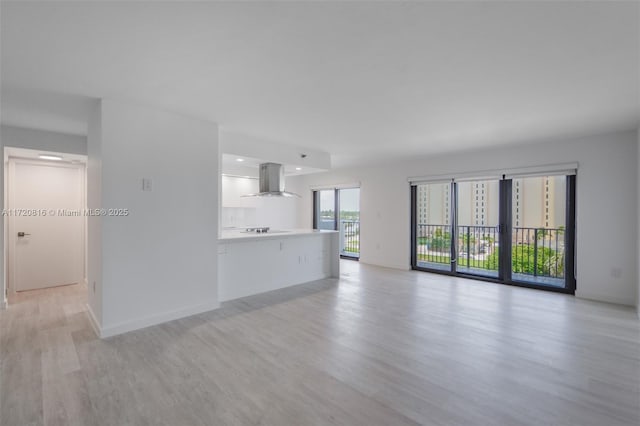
[218,230,339,302]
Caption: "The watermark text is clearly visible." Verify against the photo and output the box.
[2,208,130,217]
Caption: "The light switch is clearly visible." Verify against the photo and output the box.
[142,178,153,192]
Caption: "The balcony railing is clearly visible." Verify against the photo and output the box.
[456,225,499,274]
[416,224,565,280]
[416,224,452,268]
[513,227,565,279]
[340,219,360,258]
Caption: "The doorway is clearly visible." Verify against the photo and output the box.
[313,187,360,259]
[411,174,576,293]
[5,148,87,298]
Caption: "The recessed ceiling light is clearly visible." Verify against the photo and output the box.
[39,154,63,161]
[295,167,302,171]
[236,158,244,162]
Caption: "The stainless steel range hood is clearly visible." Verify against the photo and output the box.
[242,162,300,197]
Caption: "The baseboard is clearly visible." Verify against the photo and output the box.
[99,300,220,338]
[575,291,635,307]
[358,259,411,271]
[220,272,332,303]
[85,304,102,337]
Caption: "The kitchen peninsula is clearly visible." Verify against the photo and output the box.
[218,228,340,302]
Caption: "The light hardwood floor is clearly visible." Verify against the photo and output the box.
[1,261,639,426]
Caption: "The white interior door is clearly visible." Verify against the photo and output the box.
[9,159,85,292]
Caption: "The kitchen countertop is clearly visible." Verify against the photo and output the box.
[218,228,338,243]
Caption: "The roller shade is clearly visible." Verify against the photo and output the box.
[409,171,502,185]
[502,163,578,179]
[309,182,361,191]
[408,162,577,185]
[407,177,453,185]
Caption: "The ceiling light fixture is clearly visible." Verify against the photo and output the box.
[295,167,302,171]
[39,154,63,161]
[236,158,244,162]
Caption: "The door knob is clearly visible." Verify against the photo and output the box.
[17,232,31,237]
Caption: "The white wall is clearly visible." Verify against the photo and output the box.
[1,125,87,155]
[88,99,219,337]
[0,136,4,307]
[637,128,640,316]
[221,175,298,230]
[290,130,639,307]
[87,101,103,326]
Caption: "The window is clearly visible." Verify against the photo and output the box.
[411,175,576,294]
[313,187,360,259]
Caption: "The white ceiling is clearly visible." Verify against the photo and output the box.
[220,153,325,178]
[1,1,638,167]
[4,146,87,165]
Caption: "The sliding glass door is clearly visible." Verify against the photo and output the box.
[411,175,576,293]
[338,188,360,259]
[314,189,336,230]
[510,175,575,289]
[455,179,500,279]
[314,188,361,259]
[414,182,453,272]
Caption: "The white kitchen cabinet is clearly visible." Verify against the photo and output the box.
[218,230,340,302]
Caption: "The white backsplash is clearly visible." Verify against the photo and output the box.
[221,175,298,229]
[221,207,257,228]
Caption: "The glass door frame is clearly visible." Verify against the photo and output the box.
[312,189,338,231]
[410,176,576,295]
[453,178,503,281]
[313,187,361,260]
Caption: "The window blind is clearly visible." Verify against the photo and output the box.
[408,162,578,185]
